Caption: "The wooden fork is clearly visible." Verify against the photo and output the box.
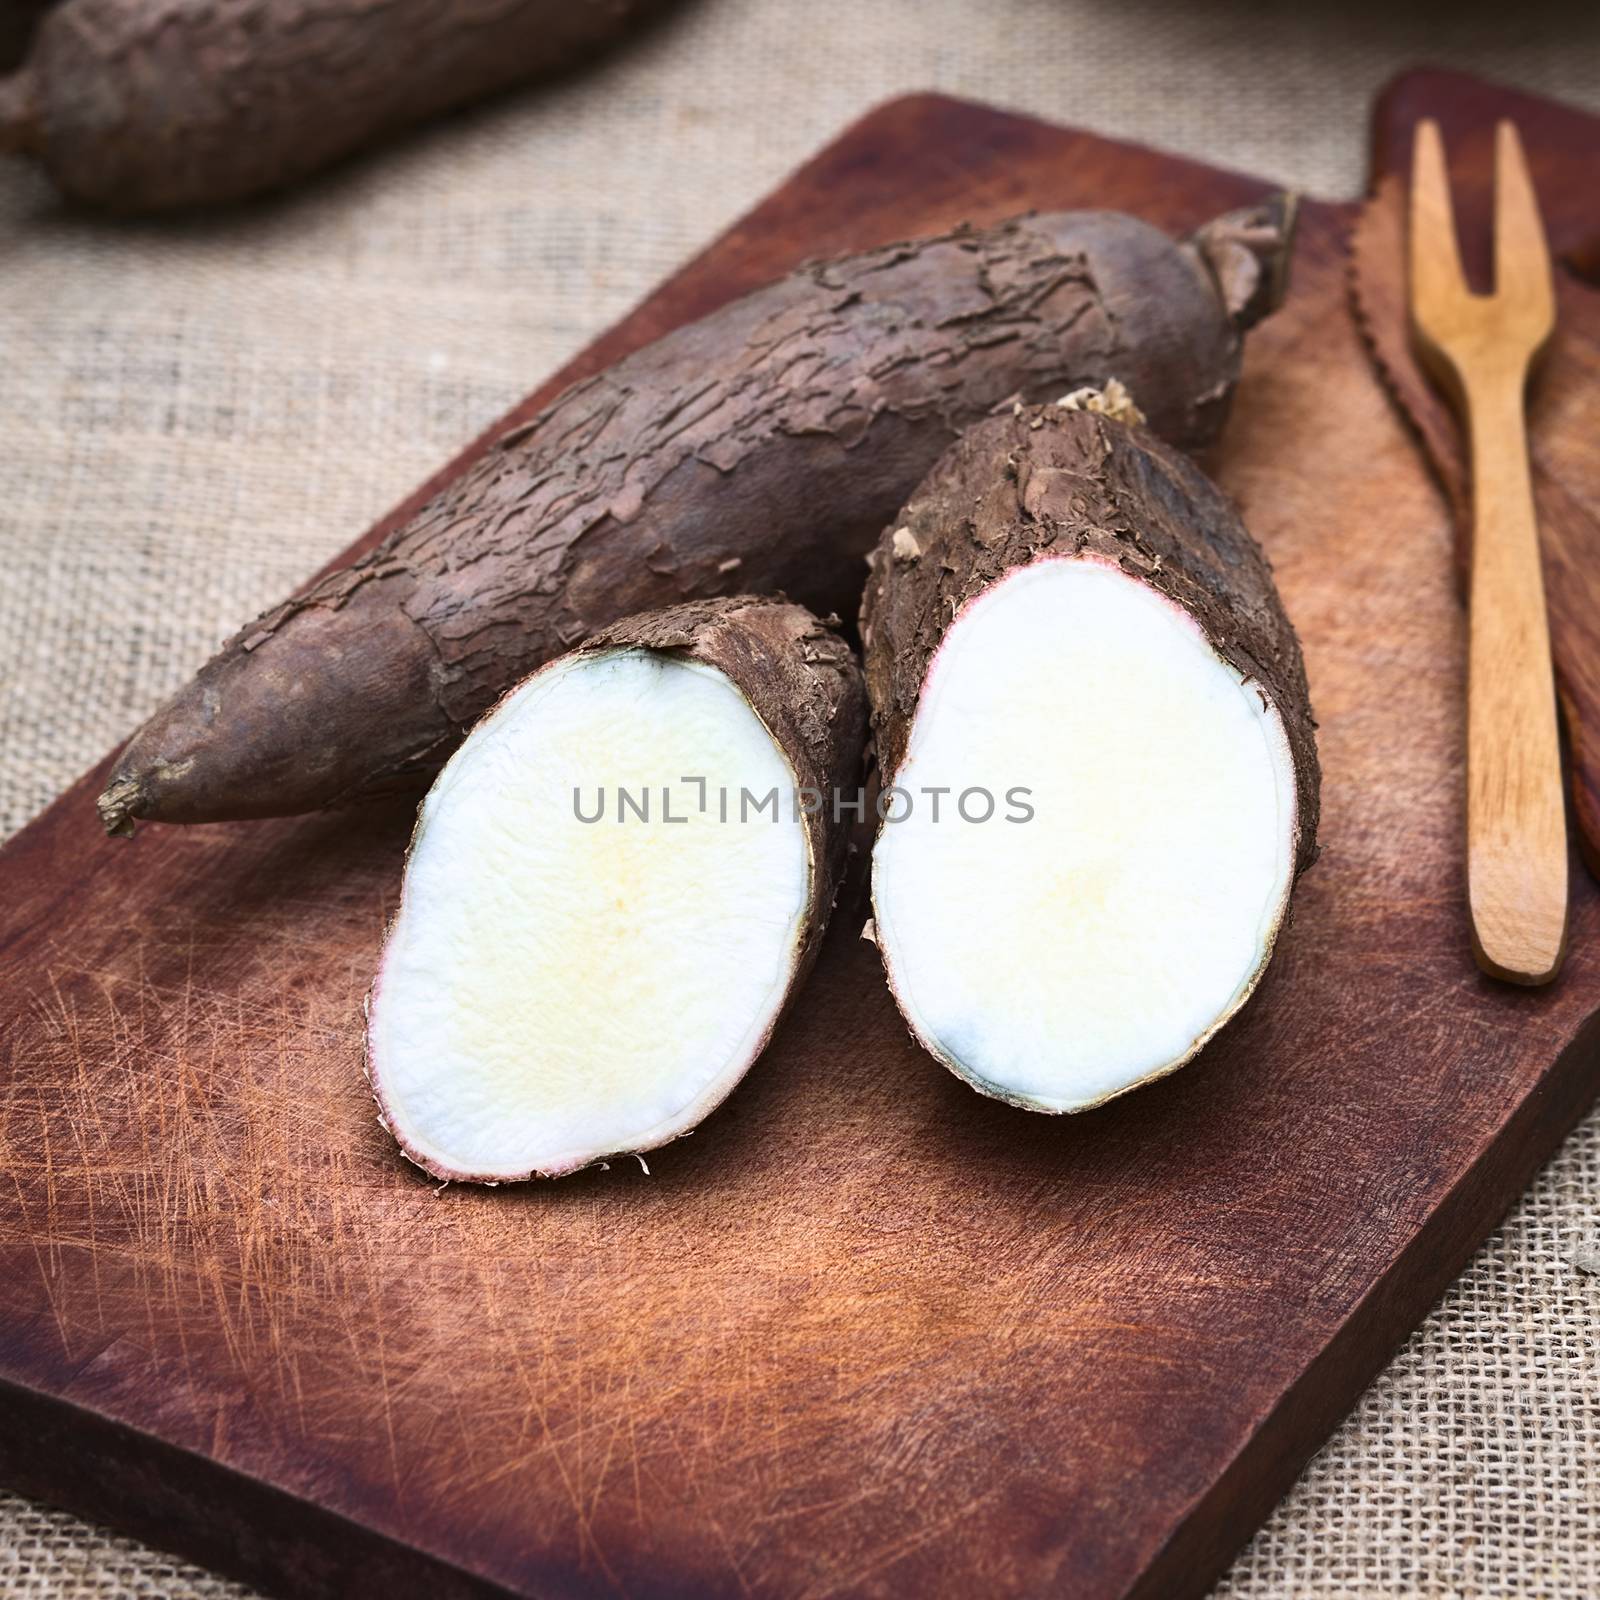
[1409,119,1568,986]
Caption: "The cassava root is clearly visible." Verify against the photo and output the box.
[99,197,1296,834]
[0,0,663,211]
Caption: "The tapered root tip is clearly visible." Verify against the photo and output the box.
[0,69,39,157]
[1193,191,1300,332]
[97,776,143,838]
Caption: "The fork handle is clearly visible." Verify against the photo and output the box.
[1464,363,1568,983]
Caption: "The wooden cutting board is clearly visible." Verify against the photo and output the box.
[4,69,1600,1600]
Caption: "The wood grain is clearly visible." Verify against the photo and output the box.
[1408,119,1567,983]
[4,78,1600,1600]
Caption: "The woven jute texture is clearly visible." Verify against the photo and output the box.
[3,0,1598,1595]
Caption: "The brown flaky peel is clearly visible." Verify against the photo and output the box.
[0,0,662,211]
[1349,172,1600,877]
[98,196,1296,835]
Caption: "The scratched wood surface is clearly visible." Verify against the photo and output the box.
[4,74,1600,1600]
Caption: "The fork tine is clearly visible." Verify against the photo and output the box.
[1492,120,1554,319]
[1410,119,1471,322]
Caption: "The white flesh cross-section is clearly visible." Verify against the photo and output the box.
[872,556,1297,1112]
[370,649,812,1179]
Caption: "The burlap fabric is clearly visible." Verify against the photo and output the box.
[3,1,1597,1594]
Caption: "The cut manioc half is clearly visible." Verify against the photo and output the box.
[366,598,865,1182]
[861,406,1320,1113]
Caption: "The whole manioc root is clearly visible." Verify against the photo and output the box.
[98,197,1296,833]
[0,0,663,212]
[862,405,1320,1113]
[366,595,866,1182]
